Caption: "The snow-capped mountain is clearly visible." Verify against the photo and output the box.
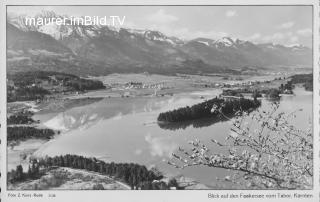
[6,11,312,76]
[182,36,311,67]
[214,37,236,48]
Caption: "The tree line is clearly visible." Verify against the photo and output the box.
[221,81,294,100]
[8,159,42,183]
[158,97,261,123]
[7,71,106,102]
[8,154,181,190]
[7,112,36,125]
[7,85,51,102]
[221,89,244,97]
[7,126,56,142]
[64,78,105,91]
[222,89,263,98]
[290,73,313,91]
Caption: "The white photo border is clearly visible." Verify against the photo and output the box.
[0,0,319,202]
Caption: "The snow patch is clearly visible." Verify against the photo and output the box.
[197,40,209,46]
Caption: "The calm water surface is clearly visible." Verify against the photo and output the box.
[34,87,312,188]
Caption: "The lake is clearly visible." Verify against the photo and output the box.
[33,86,312,188]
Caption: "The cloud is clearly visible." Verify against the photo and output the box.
[122,20,136,28]
[146,24,229,40]
[226,10,237,17]
[297,28,312,37]
[145,134,177,158]
[272,33,285,40]
[256,31,301,46]
[147,9,178,24]
[289,36,299,43]
[8,6,55,16]
[173,29,229,40]
[278,21,295,29]
[247,33,261,41]
[134,149,142,155]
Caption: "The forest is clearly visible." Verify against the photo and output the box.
[7,126,56,142]
[7,111,36,125]
[221,79,296,100]
[290,73,313,91]
[7,71,105,102]
[8,155,181,190]
[157,97,261,123]
[221,89,245,97]
[222,89,263,98]
[7,85,51,102]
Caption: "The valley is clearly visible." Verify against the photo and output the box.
[6,70,312,190]
[5,9,313,190]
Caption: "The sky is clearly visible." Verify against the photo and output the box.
[7,6,313,47]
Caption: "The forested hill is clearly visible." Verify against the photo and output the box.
[7,71,105,102]
[289,73,313,91]
[8,154,182,190]
[158,97,261,123]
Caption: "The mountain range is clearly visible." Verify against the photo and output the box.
[7,11,312,76]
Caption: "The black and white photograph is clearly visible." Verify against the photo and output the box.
[0,1,319,200]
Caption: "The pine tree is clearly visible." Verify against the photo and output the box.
[16,165,24,181]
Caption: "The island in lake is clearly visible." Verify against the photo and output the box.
[5,6,313,190]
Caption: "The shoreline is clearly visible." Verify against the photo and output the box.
[6,73,312,190]
[7,86,221,190]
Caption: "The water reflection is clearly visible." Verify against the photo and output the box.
[157,116,230,131]
[40,97,162,131]
[32,86,312,188]
[157,105,261,131]
[145,133,178,158]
